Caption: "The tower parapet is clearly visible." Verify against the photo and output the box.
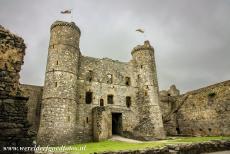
[37,21,81,146]
[132,40,165,139]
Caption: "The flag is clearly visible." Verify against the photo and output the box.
[136,29,144,33]
[61,9,71,14]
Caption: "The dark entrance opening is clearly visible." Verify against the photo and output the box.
[112,113,122,135]
[176,127,181,134]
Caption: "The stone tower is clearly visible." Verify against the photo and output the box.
[132,40,165,139]
[37,21,81,146]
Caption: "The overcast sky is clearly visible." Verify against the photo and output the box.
[0,0,229,93]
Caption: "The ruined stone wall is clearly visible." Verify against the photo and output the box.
[176,80,230,136]
[0,25,25,96]
[0,25,34,152]
[160,80,230,136]
[159,85,180,135]
[20,84,43,132]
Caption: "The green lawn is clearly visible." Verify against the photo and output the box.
[60,136,230,154]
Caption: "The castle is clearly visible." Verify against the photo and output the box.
[37,21,165,145]
[1,21,229,148]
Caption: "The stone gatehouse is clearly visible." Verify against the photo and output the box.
[36,21,165,146]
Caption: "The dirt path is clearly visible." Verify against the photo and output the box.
[109,135,143,143]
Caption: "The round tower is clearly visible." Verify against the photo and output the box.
[37,21,81,146]
[132,40,165,139]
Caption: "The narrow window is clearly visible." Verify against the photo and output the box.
[87,70,93,82]
[55,82,57,87]
[126,96,131,108]
[107,74,113,84]
[107,95,114,104]
[56,60,58,65]
[140,65,143,69]
[125,77,131,86]
[86,117,89,123]
[85,92,93,104]
[100,99,104,106]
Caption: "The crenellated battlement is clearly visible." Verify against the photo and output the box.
[51,21,81,35]
[131,40,154,55]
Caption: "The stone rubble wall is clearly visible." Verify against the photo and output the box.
[176,80,230,136]
[0,25,25,97]
[20,84,43,133]
[92,107,112,141]
[160,80,230,136]
[0,25,34,153]
[96,140,230,154]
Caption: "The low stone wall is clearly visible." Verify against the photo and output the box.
[97,140,230,154]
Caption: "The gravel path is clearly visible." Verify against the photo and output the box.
[109,135,143,143]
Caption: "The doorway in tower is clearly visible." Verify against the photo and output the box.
[112,113,122,135]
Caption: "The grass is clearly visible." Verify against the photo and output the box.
[58,136,230,154]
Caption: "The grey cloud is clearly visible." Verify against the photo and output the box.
[0,0,229,93]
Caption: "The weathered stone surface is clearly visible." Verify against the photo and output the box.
[0,25,34,154]
[160,80,230,136]
[20,84,43,132]
[0,25,25,97]
[92,107,112,141]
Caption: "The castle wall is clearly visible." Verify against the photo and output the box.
[20,84,43,132]
[177,80,230,136]
[160,80,230,136]
[75,56,139,142]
